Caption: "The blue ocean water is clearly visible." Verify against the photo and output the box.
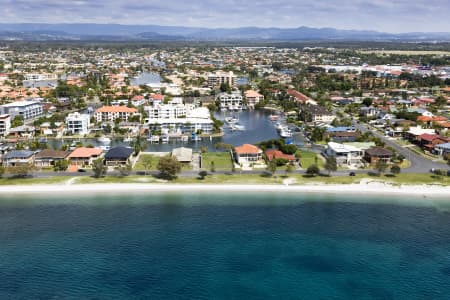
[1,192,450,299]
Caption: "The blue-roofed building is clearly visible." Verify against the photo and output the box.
[104,146,134,167]
[2,150,35,167]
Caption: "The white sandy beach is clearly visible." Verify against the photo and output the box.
[0,181,448,197]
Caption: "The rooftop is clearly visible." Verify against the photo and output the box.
[68,147,102,158]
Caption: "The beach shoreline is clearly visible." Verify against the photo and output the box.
[0,182,448,198]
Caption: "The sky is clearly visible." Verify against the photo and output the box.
[1,0,449,33]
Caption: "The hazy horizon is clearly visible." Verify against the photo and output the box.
[1,0,449,33]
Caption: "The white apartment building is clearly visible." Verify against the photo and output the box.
[0,114,11,137]
[145,105,214,134]
[0,101,43,120]
[207,71,237,88]
[95,106,138,123]
[145,104,187,119]
[217,91,243,110]
[65,112,90,135]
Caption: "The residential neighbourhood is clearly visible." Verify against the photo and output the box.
[0,43,449,180]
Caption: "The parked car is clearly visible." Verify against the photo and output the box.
[77,168,86,173]
[349,171,356,176]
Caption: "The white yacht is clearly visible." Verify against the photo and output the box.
[97,136,111,144]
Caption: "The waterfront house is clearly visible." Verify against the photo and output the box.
[265,149,296,164]
[244,90,264,108]
[2,150,35,167]
[34,149,70,168]
[234,144,263,164]
[104,146,134,166]
[172,147,193,163]
[325,142,363,166]
[217,91,243,111]
[67,147,103,168]
[363,147,393,165]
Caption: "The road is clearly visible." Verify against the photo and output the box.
[352,122,449,173]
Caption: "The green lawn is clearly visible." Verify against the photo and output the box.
[134,154,192,171]
[298,150,325,169]
[201,152,233,171]
[134,154,160,171]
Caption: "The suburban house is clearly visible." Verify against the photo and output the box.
[360,107,378,117]
[417,134,450,153]
[244,90,264,108]
[172,147,193,163]
[405,126,436,143]
[234,144,263,164]
[2,150,35,167]
[95,106,138,123]
[8,125,35,138]
[435,143,450,157]
[363,147,393,165]
[264,149,296,163]
[325,142,364,166]
[67,147,103,169]
[104,146,134,166]
[326,130,361,143]
[0,114,11,137]
[34,149,70,168]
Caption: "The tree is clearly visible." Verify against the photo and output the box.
[324,156,337,176]
[375,159,388,175]
[362,98,373,107]
[140,155,153,175]
[157,156,182,180]
[285,164,295,175]
[92,157,107,178]
[267,160,278,176]
[11,115,24,128]
[390,165,401,175]
[53,160,69,172]
[306,164,320,176]
[198,170,208,180]
[434,95,447,107]
[116,162,132,177]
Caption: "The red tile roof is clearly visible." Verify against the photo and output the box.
[419,133,438,142]
[68,147,102,158]
[265,149,296,161]
[287,89,311,103]
[234,144,262,155]
[96,106,137,113]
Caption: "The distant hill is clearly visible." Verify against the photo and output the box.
[0,23,449,41]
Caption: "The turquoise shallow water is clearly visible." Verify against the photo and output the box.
[1,192,450,299]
